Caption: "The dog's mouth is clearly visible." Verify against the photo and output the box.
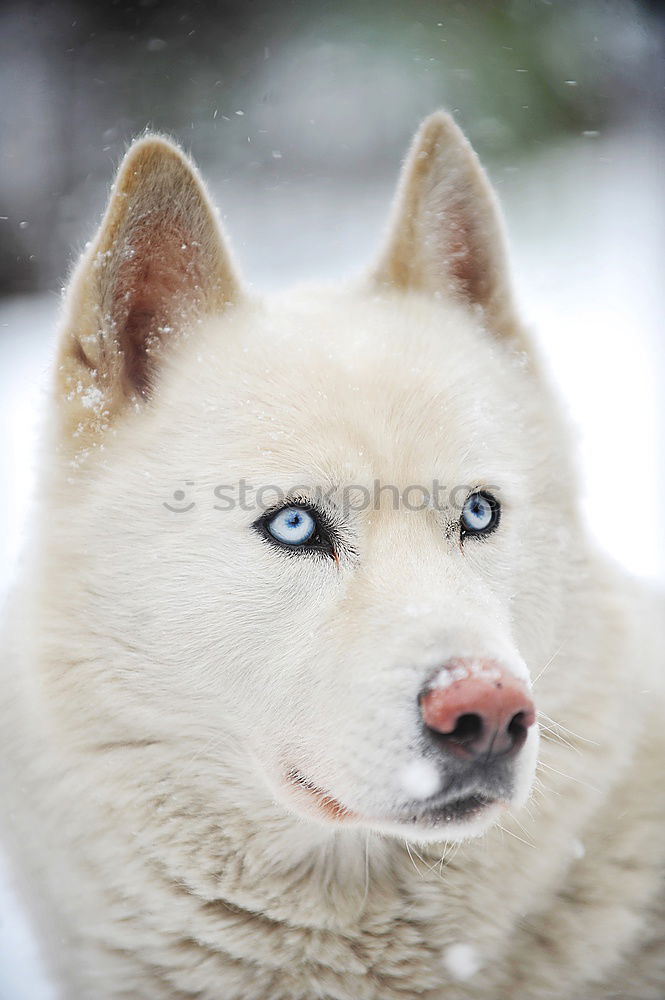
[285,768,500,829]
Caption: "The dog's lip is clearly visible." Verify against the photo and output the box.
[286,768,359,822]
[285,768,500,828]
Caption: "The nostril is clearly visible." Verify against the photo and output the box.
[449,713,484,748]
[507,710,529,752]
[424,711,487,760]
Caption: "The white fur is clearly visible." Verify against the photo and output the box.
[1,113,664,999]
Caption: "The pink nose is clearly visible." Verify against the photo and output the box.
[419,658,536,759]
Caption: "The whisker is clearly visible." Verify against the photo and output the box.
[532,645,563,687]
[362,832,371,907]
[404,838,424,878]
[496,822,535,849]
[538,711,600,747]
[538,760,600,793]
[532,777,562,799]
[539,723,581,756]
[506,810,534,841]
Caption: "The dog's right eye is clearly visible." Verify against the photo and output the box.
[266,507,317,546]
[256,504,335,556]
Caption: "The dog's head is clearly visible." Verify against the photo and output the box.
[50,113,577,843]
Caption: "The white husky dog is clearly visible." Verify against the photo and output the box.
[2,112,664,1000]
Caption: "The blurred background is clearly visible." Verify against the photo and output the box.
[0,1,663,994]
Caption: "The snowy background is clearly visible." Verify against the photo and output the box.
[1,1,664,996]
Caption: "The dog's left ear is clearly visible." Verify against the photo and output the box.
[373,112,519,342]
[56,134,241,444]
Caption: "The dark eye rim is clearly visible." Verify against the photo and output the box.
[253,502,336,557]
[460,490,501,539]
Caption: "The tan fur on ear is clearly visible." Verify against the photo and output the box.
[55,135,242,451]
[374,112,520,341]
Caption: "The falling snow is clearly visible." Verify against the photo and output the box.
[397,759,441,800]
[572,838,586,859]
[443,943,482,981]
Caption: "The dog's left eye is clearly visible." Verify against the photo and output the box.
[461,491,500,538]
[266,507,317,546]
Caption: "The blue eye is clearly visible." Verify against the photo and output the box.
[265,506,318,547]
[461,491,500,537]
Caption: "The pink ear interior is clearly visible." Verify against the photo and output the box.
[441,202,492,309]
[374,113,518,341]
[107,211,204,397]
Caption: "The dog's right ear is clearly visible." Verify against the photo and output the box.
[56,135,241,442]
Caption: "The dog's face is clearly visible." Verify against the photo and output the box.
[51,114,575,843]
